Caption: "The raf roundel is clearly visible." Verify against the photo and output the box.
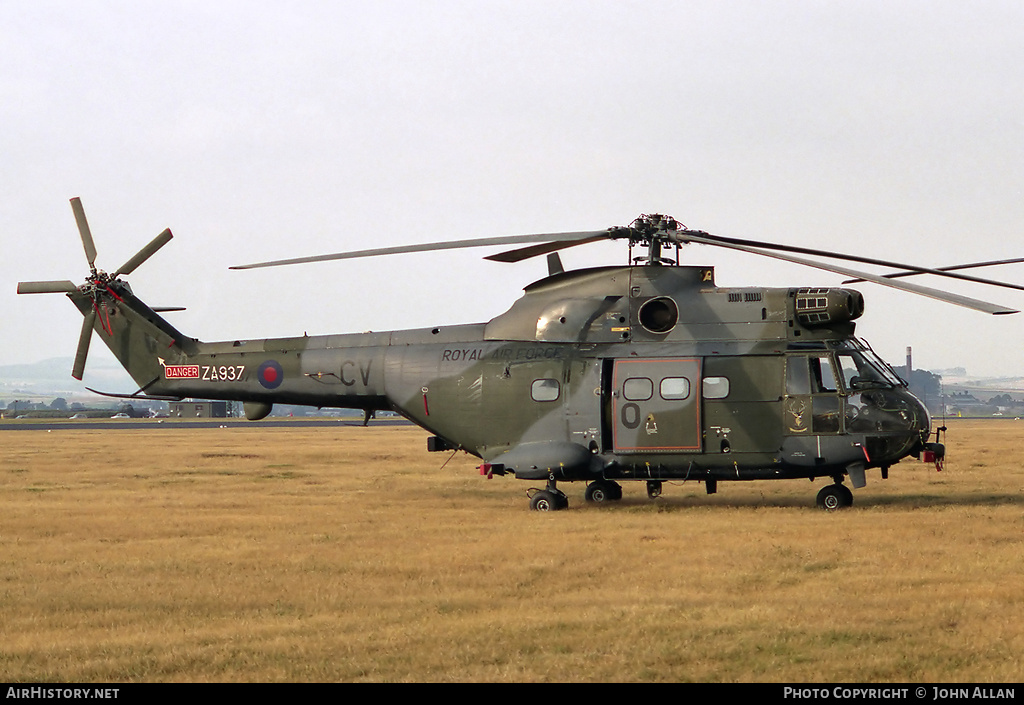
[257,360,284,389]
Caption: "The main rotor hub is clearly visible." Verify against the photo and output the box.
[629,213,679,238]
[624,213,683,265]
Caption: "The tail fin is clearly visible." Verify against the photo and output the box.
[68,282,197,388]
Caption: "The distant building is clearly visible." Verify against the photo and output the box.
[944,391,991,417]
[170,401,228,418]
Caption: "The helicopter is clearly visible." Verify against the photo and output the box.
[18,199,1024,511]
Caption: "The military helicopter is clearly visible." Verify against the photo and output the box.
[18,198,1024,511]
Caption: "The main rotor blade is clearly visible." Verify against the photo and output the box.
[230,229,612,270]
[70,197,98,268]
[72,309,96,380]
[843,256,1024,284]
[484,234,612,263]
[679,232,1018,315]
[17,280,78,294]
[679,231,1024,293]
[113,228,173,277]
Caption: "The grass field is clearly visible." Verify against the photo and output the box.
[1,420,1022,682]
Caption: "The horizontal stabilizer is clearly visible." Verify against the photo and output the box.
[85,386,184,402]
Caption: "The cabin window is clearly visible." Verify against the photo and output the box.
[660,377,691,400]
[623,377,653,401]
[703,376,730,399]
[531,378,560,402]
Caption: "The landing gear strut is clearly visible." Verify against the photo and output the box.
[816,482,854,510]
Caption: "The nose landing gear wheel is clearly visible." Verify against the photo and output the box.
[816,483,854,510]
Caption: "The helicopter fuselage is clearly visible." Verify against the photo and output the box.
[75,263,933,507]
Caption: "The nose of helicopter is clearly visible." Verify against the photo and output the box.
[850,387,932,465]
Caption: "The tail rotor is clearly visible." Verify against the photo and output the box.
[17,198,174,380]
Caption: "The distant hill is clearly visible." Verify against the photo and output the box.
[0,357,135,400]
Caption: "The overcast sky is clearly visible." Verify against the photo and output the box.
[3,1,1022,385]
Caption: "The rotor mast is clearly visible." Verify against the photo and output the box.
[623,213,682,266]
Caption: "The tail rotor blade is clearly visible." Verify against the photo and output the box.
[17,280,78,294]
[72,308,96,381]
[70,198,98,269]
[114,228,173,277]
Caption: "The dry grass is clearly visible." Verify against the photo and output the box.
[1,419,1023,682]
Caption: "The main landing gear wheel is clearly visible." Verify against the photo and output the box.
[530,488,569,511]
[585,480,623,503]
[816,483,854,510]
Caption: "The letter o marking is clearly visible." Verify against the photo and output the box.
[621,402,641,429]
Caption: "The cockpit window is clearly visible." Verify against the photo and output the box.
[837,352,897,391]
[859,348,904,386]
[811,356,837,393]
[787,357,809,394]
[787,355,838,394]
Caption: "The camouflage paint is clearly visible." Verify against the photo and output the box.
[66,264,932,504]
